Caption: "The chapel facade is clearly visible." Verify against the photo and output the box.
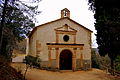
[27,8,92,71]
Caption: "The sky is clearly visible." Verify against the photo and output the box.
[36,0,98,48]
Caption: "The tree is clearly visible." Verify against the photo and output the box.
[88,0,120,70]
[23,55,41,80]
[0,0,41,61]
[0,0,41,80]
[0,0,9,53]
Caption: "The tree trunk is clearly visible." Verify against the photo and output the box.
[24,64,29,80]
[0,0,8,53]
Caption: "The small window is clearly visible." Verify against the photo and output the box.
[63,35,69,42]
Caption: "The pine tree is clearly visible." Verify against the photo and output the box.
[0,0,41,61]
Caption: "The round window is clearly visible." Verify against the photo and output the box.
[63,35,69,42]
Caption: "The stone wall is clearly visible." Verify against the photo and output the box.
[28,17,92,70]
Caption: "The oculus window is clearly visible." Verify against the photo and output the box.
[63,35,69,42]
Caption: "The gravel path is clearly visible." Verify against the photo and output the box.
[26,68,110,80]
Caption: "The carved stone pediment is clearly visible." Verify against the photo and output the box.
[55,24,77,32]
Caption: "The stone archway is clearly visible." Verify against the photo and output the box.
[60,49,72,70]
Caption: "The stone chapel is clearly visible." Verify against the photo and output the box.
[26,8,92,71]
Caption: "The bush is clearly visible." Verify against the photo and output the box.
[23,55,41,68]
[91,49,100,68]
[91,48,111,69]
[115,56,120,71]
[23,55,41,80]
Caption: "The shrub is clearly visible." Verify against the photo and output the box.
[115,56,120,71]
[23,55,41,80]
[91,49,100,68]
[23,55,41,68]
[91,48,111,69]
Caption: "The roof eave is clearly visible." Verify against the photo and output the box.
[28,17,93,38]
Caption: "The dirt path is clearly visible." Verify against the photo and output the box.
[26,68,110,80]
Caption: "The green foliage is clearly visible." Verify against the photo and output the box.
[91,48,111,69]
[14,0,41,21]
[0,0,41,79]
[23,55,41,68]
[0,4,35,61]
[1,4,35,40]
[91,49,100,68]
[115,56,120,71]
[88,0,120,69]
[23,55,41,79]
[0,0,41,61]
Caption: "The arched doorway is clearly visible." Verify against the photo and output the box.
[60,49,72,70]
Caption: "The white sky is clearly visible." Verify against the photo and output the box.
[36,0,98,48]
